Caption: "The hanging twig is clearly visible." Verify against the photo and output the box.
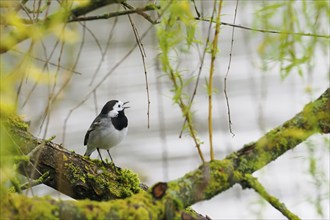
[224,0,239,137]
[179,0,217,139]
[89,16,119,86]
[191,0,200,18]
[168,67,205,163]
[40,35,67,138]
[39,22,86,140]
[124,5,151,128]
[79,22,103,59]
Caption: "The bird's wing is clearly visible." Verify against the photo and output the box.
[84,116,102,145]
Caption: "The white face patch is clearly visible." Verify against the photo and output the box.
[113,101,124,112]
[108,101,124,118]
[109,110,118,118]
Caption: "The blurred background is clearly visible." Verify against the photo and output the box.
[3,0,329,219]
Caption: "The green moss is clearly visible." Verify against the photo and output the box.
[74,199,111,220]
[134,206,149,218]
[65,162,86,184]
[166,160,240,208]
[83,166,141,199]
[115,168,141,196]
[44,135,56,143]
[4,193,59,220]
[205,160,235,197]
[106,192,160,219]
[8,115,29,131]
[237,156,251,172]
[0,187,218,219]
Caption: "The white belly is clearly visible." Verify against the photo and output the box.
[88,126,127,150]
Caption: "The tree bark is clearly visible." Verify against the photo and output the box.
[3,88,329,219]
[19,142,142,201]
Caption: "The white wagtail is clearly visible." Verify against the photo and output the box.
[84,100,129,164]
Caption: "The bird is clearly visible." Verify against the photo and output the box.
[84,100,129,165]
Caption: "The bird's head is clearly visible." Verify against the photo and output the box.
[101,100,129,118]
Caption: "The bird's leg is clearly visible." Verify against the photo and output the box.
[106,150,117,171]
[106,150,114,163]
[97,148,106,165]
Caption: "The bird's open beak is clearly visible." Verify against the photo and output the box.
[123,101,130,109]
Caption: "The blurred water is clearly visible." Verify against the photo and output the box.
[15,1,329,219]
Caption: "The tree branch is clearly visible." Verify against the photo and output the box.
[70,0,125,18]
[242,174,301,220]
[19,171,50,191]
[68,4,159,23]
[2,1,328,54]
[4,88,329,218]
[0,0,125,54]
[16,136,142,201]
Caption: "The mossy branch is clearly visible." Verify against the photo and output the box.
[16,139,142,201]
[3,88,329,218]
[7,116,142,201]
[241,174,301,220]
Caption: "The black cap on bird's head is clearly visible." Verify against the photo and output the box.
[101,100,129,116]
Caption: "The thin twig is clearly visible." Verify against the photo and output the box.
[34,0,43,21]
[195,18,330,39]
[191,0,200,18]
[124,5,151,128]
[41,22,86,139]
[79,22,103,58]
[69,9,329,39]
[121,2,157,24]
[39,36,66,138]
[179,0,216,139]
[21,39,60,109]
[15,0,29,12]
[12,49,82,76]
[168,67,205,163]
[20,171,50,191]
[24,141,49,196]
[224,0,239,137]
[17,0,50,14]
[89,16,119,86]
[18,1,33,21]
[158,1,205,162]
[15,45,33,106]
